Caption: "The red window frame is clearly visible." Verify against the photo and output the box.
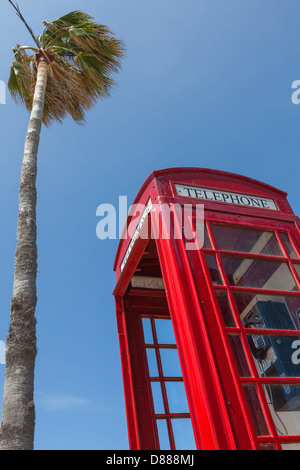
[141,312,195,450]
[118,288,198,450]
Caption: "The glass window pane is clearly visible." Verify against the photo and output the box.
[203,222,212,249]
[222,256,298,291]
[228,335,252,377]
[196,221,212,249]
[263,384,300,436]
[211,225,283,257]
[246,334,300,378]
[146,349,159,377]
[243,385,270,436]
[205,254,223,285]
[215,291,236,327]
[234,293,300,330]
[171,418,197,450]
[279,233,298,259]
[156,419,171,450]
[165,382,189,414]
[259,444,276,450]
[294,264,300,279]
[160,349,182,377]
[142,318,154,344]
[155,319,176,345]
[151,382,165,414]
[281,443,300,450]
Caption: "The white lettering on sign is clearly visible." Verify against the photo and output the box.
[175,184,278,211]
[131,276,165,290]
[120,199,152,272]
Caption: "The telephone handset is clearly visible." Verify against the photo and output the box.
[245,322,269,361]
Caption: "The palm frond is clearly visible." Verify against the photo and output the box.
[8,48,34,109]
[8,10,126,126]
[51,10,94,27]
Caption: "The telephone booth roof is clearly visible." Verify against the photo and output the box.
[113,167,295,288]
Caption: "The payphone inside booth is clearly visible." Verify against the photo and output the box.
[113,168,300,450]
[241,298,300,412]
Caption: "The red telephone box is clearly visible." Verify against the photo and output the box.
[113,167,300,450]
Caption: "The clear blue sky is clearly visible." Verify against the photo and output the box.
[0,0,300,450]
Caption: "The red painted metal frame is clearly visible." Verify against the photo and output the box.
[152,221,234,448]
[113,168,300,450]
[214,221,300,449]
[115,295,140,449]
[142,312,191,450]
[189,211,300,449]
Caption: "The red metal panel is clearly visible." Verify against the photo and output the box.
[182,244,258,449]
[121,296,159,449]
[115,296,140,449]
[151,204,240,449]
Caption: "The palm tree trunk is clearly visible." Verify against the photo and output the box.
[0,59,47,450]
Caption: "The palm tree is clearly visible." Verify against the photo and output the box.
[0,1,125,450]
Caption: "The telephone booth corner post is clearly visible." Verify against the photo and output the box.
[113,167,300,451]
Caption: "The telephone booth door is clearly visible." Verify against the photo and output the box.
[113,168,300,450]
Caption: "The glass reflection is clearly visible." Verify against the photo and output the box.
[259,444,276,450]
[228,335,252,377]
[203,223,212,249]
[279,233,298,259]
[281,443,300,450]
[205,254,223,285]
[294,264,300,279]
[246,334,300,379]
[263,385,300,436]
[243,385,270,436]
[197,221,212,249]
[211,224,283,257]
[222,256,298,291]
[216,291,236,327]
[233,293,300,330]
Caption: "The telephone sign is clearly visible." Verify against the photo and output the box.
[175,184,278,210]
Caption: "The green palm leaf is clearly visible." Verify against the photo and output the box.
[8,49,34,109]
[8,10,125,126]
